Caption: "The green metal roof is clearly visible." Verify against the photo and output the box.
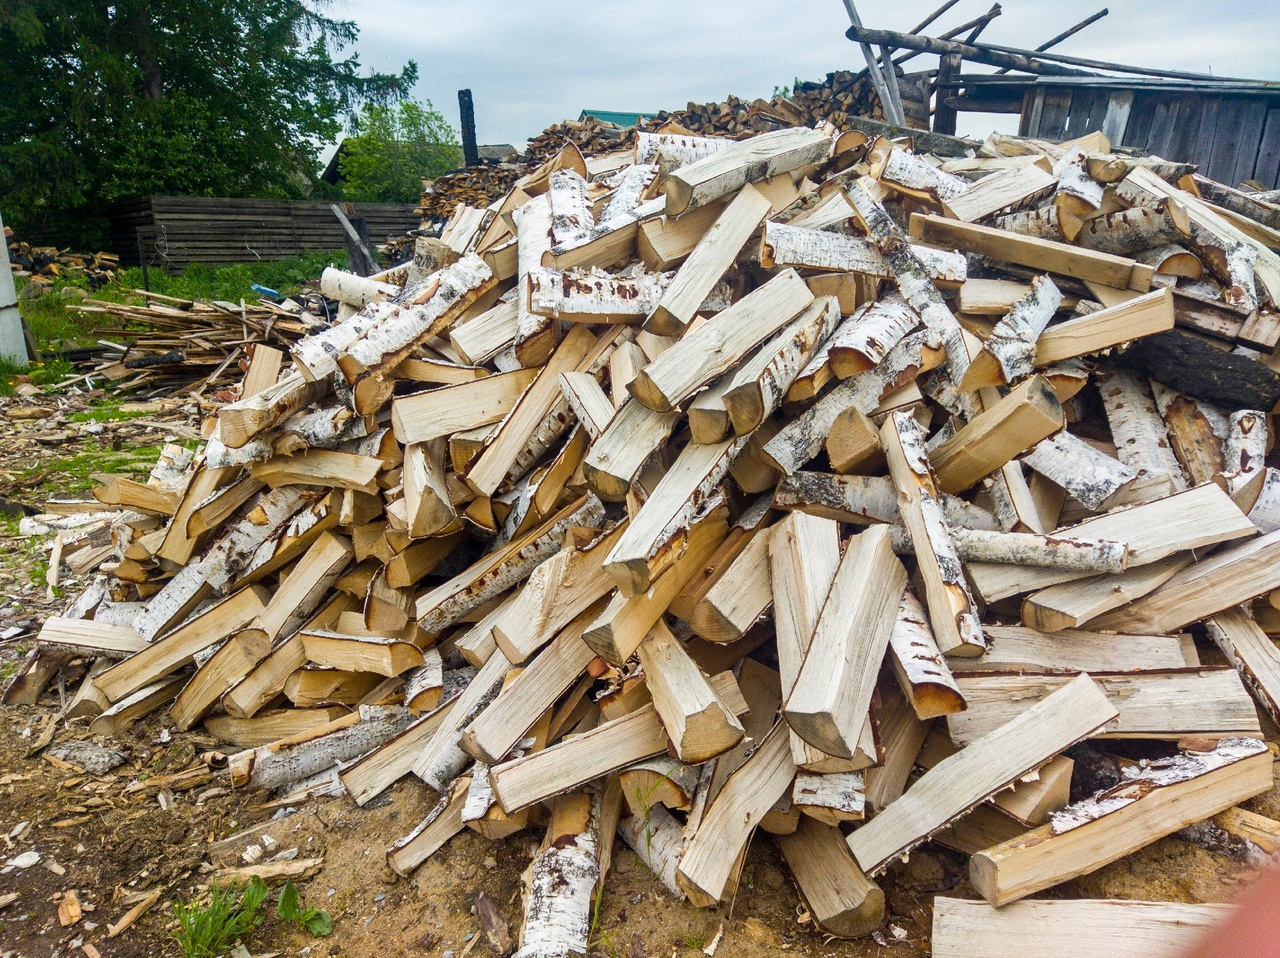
[578,110,654,128]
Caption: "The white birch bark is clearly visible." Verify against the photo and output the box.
[793,772,866,820]
[991,207,1064,240]
[975,275,1063,384]
[319,268,398,308]
[293,301,400,380]
[1074,200,1188,255]
[217,373,332,449]
[527,266,673,320]
[886,591,963,717]
[950,528,1128,572]
[1220,410,1269,504]
[515,791,601,958]
[827,294,920,377]
[617,805,685,898]
[513,194,556,365]
[1097,370,1188,490]
[760,221,966,286]
[880,148,968,202]
[241,705,413,791]
[634,132,729,169]
[763,327,942,474]
[598,164,658,227]
[1247,467,1280,534]
[774,472,900,525]
[1182,221,1259,312]
[1023,432,1137,509]
[547,170,594,247]
[1053,148,1104,213]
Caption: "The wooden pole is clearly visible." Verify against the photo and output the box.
[995,8,1110,74]
[840,1,906,125]
[458,89,480,168]
[0,206,28,366]
[933,53,962,135]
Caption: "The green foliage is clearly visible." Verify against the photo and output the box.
[339,100,462,203]
[772,78,799,101]
[276,879,332,937]
[0,1,417,247]
[169,877,270,958]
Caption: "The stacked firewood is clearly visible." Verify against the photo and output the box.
[26,120,1280,953]
[420,71,908,221]
[7,229,120,291]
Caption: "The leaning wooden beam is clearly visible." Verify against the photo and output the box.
[848,674,1117,875]
[1206,608,1280,726]
[961,275,1063,389]
[886,591,964,719]
[947,669,1260,746]
[638,620,745,763]
[414,495,606,635]
[604,435,744,596]
[971,484,1252,604]
[775,818,884,940]
[676,723,797,906]
[644,184,770,335]
[630,269,815,413]
[1091,530,1280,634]
[969,737,1273,906]
[881,411,986,656]
[929,375,1064,495]
[909,213,1154,292]
[1021,431,1135,510]
[930,897,1229,958]
[663,127,832,216]
[785,525,906,757]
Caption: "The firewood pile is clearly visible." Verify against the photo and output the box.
[7,229,120,291]
[419,71,902,221]
[24,119,1280,953]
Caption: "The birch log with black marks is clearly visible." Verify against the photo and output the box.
[759,222,966,289]
[951,528,1128,573]
[1218,409,1268,510]
[881,411,986,656]
[513,788,601,958]
[961,276,1063,389]
[514,194,557,367]
[1206,608,1280,726]
[527,267,670,324]
[1022,432,1136,510]
[886,590,965,719]
[1096,370,1187,494]
[827,295,920,379]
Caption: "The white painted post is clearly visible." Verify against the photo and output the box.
[0,206,29,366]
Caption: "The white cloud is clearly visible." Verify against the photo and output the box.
[336,0,1280,148]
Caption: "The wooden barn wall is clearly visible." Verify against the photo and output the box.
[1023,88,1280,189]
[107,196,421,271]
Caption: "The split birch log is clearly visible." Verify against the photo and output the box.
[617,804,685,899]
[527,266,671,324]
[598,163,658,226]
[557,372,613,440]
[547,170,594,247]
[35,618,147,660]
[793,771,866,825]
[292,300,401,380]
[974,623,1194,673]
[1150,382,1227,487]
[951,528,1128,573]
[386,775,470,877]
[512,194,558,367]
[1096,370,1187,493]
[411,650,511,790]
[319,268,397,308]
[847,674,1117,875]
[969,737,1273,905]
[637,620,744,763]
[759,222,966,289]
[886,590,964,719]
[721,296,841,436]
[942,164,1058,223]
[762,328,945,475]
[391,368,539,444]
[635,131,729,168]
[1202,608,1280,726]
[663,127,832,216]
[1021,432,1136,510]
[784,524,906,758]
[1091,529,1280,634]
[991,206,1064,240]
[676,722,796,906]
[450,296,519,365]
[630,269,814,412]
[581,397,680,501]
[827,295,919,379]
[645,184,770,335]
[961,276,1063,389]
[1218,409,1269,510]
[929,375,1064,495]
[876,144,969,204]
[603,435,744,596]
[510,790,601,953]
[881,411,986,656]
[931,897,1229,958]
[218,373,331,449]
[774,472,900,525]
[1075,200,1190,256]
[338,255,498,413]
[775,818,884,940]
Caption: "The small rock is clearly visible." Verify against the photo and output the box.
[374,893,385,903]
[482,855,497,870]
[6,851,40,869]
[48,742,126,776]
[443,951,455,958]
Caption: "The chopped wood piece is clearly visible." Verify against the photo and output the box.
[951,528,1128,573]
[1021,431,1135,510]
[1034,288,1175,365]
[969,738,1273,905]
[663,127,831,215]
[942,164,1057,223]
[962,276,1063,389]
[776,818,884,939]
[638,620,744,763]
[848,674,1117,875]
[881,411,985,656]
[760,222,965,289]
[785,525,906,758]
[931,897,1228,958]
[948,670,1260,745]
[1096,370,1186,493]
[887,591,964,719]
[514,788,602,958]
[969,624,1194,673]
[387,775,470,877]
[1206,608,1280,725]
[391,367,538,444]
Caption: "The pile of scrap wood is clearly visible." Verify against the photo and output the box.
[23,119,1280,953]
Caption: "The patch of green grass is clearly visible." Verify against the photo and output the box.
[679,931,708,952]
[169,877,270,958]
[68,401,153,423]
[276,880,332,937]
[17,442,162,497]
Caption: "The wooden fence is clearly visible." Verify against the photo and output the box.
[107,196,420,271]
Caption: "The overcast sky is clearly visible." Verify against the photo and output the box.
[336,0,1280,152]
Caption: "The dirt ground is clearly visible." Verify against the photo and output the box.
[0,390,1275,958]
